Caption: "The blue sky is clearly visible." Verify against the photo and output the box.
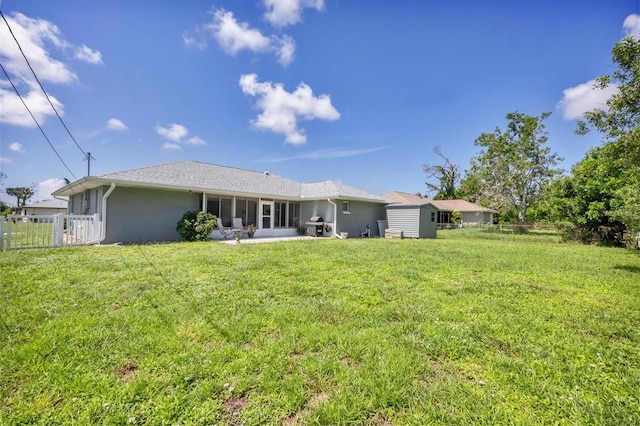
[0,1,638,204]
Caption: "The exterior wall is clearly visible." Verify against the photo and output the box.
[419,205,438,238]
[299,199,386,238]
[337,200,386,237]
[22,207,67,215]
[300,200,334,236]
[461,212,493,224]
[104,186,200,244]
[386,204,438,239]
[68,188,103,215]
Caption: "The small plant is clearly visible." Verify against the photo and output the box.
[176,210,217,241]
[296,226,307,236]
[247,224,256,234]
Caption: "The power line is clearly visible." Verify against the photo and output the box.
[0,8,88,158]
[0,62,79,181]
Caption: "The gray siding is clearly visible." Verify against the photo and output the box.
[104,186,200,244]
[386,204,437,238]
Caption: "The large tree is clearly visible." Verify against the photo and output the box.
[5,186,35,208]
[422,146,460,199]
[551,36,640,242]
[461,111,562,223]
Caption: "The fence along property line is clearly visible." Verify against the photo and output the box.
[1,213,100,251]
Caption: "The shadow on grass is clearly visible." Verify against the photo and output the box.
[614,264,640,273]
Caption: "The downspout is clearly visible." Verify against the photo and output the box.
[98,183,116,244]
[327,198,342,238]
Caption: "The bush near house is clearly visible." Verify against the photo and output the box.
[176,210,217,241]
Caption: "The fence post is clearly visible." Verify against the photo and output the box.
[0,216,4,252]
[53,213,64,247]
[93,213,100,241]
[6,215,13,250]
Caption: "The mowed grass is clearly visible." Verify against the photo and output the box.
[1,230,639,425]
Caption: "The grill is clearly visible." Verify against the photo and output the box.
[305,216,326,237]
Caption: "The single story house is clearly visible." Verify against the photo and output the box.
[382,191,497,225]
[21,198,68,216]
[53,160,389,244]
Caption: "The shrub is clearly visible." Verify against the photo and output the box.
[176,211,217,241]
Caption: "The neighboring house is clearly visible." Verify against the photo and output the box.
[382,191,497,225]
[21,198,68,216]
[53,160,389,244]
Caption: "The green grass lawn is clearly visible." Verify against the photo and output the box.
[1,230,639,425]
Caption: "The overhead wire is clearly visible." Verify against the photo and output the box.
[0,62,79,181]
[0,8,88,158]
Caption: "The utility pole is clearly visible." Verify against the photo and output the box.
[84,152,94,176]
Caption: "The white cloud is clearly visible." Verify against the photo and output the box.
[190,8,296,67]
[558,14,640,121]
[0,156,12,164]
[208,9,271,55]
[0,12,102,127]
[274,35,295,67]
[107,118,128,131]
[623,14,640,38]
[0,88,64,127]
[155,123,206,148]
[185,136,206,146]
[75,44,103,64]
[9,142,25,153]
[557,79,618,120]
[260,147,384,163]
[155,123,189,142]
[239,73,340,144]
[36,178,66,200]
[263,0,324,27]
[163,142,182,151]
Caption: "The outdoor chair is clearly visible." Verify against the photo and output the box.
[360,225,371,238]
[217,221,233,239]
[232,218,244,231]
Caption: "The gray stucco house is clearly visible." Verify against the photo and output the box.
[53,160,389,244]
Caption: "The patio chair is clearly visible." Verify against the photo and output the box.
[360,225,370,238]
[232,217,247,237]
[217,221,233,239]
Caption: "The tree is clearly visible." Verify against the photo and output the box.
[575,37,640,236]
[422,146,461,199]
[5,186,35,207]
[461,112,563,223]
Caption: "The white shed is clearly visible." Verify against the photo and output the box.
[385,203,438,239]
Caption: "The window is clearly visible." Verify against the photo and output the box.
[274,201,287,228]
[288,202,300,227]
[342,201,350,214]
[431,211,436,222]
[206,196,233,227]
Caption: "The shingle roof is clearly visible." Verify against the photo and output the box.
[382,191,497,213]
[301,180,389,202]
[100,160,302,198]
[56,160,387,202]
[24,198,68,209]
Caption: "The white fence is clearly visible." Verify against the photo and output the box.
[1,214,100,251]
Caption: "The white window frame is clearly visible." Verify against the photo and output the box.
[342,201,351,214]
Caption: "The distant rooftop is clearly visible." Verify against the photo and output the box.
[382,191,497,213]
